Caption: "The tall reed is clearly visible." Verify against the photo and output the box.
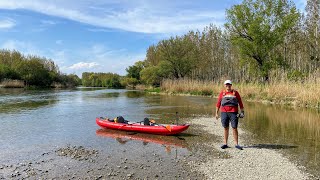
[160,78,320,108]
[0,79,25,88]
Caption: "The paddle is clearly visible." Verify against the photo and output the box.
[151,121,172,132]
[152,123,172,131]
[175,112,179,125]
[128,120,172,132]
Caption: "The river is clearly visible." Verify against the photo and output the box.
[0,88,319,178]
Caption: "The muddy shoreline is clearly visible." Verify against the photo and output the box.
[0,145,202,179]
[0,116,316,179]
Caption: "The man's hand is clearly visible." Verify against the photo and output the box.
[215,113,219,120]
[239,110,245,118]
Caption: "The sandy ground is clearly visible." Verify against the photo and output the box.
[0,117,315,179]
[188,117,312,180]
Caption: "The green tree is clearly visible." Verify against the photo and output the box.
[145,45,161,66]
[16,58,51,86]
[140,66,161,86]
[126,61,145,81]
[121,77,139,87]
[157,35,198,79]
[225,0,300,82]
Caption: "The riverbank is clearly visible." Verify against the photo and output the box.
[188,117,314,180]
[0,79,24,88]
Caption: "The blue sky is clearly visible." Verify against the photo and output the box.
[0,0,306,77]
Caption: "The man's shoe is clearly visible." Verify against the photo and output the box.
[221,144,229,149]
[235,145,243,150]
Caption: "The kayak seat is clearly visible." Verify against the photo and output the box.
[108,119,114,122]
[144,117,150,126]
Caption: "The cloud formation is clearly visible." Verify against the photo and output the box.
[69,62,99,70]
[0,0,225,34]
[0,18,16,29]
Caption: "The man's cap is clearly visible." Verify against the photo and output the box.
[224,80,232,85]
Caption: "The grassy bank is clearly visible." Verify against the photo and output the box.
[0,79,77,89]
[0,79,25,88]
[158,79,320,109]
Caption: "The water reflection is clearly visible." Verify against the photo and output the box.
[245,103,320,144]
[125,91,146,98]
[0,99,57,114]
[244,102,320,177]
[0,88,58,114]
[76,87,107,91]
[96,129,189,153]
[95,92,120,98]
[0,87,25,95]
[245,144,298,149]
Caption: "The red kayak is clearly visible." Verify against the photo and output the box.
[96,117,190,135]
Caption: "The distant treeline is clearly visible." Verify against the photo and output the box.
[125,0,319,86]
[81,61,144,88]
[0,49,81,88]
[82,72,122,88]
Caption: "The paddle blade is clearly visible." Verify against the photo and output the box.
[165,125,172,132]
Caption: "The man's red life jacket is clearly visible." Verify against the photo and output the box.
[216,89,244,112]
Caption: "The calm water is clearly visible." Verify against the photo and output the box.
[0,88,319,177]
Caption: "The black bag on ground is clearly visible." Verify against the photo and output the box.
[117,116,125,123]
[143,117,150,126]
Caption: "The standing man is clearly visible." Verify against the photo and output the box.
[215,80,245,150]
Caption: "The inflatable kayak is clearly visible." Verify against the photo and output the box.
[96,117,190,135]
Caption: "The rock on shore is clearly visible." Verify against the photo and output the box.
[188,117,310,180]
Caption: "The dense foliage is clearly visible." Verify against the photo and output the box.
[0,49,81,87]
[81,72,122,88]
[225,0,300,82]
[131,0,320,85]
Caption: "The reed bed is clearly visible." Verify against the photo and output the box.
[160,78,320,108]
[160,79,216,96]
[0,79,24,88]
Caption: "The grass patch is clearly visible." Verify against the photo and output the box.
[145,87,161,93]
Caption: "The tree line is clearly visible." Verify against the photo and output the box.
[127,0,319,86]
[0,49,81,87]
[81,72,122,88]
[81,61,144,88]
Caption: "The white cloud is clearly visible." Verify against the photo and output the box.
[0,18,16,29]
[69,62,99,70]
[59,44,145,77]
[41,20,58,25]
[0,0,225,34]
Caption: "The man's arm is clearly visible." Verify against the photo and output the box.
[235,91,244,110]
[236,91,245,117]
[215,92,222,119]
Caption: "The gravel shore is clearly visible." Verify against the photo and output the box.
[188,117,311,180]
